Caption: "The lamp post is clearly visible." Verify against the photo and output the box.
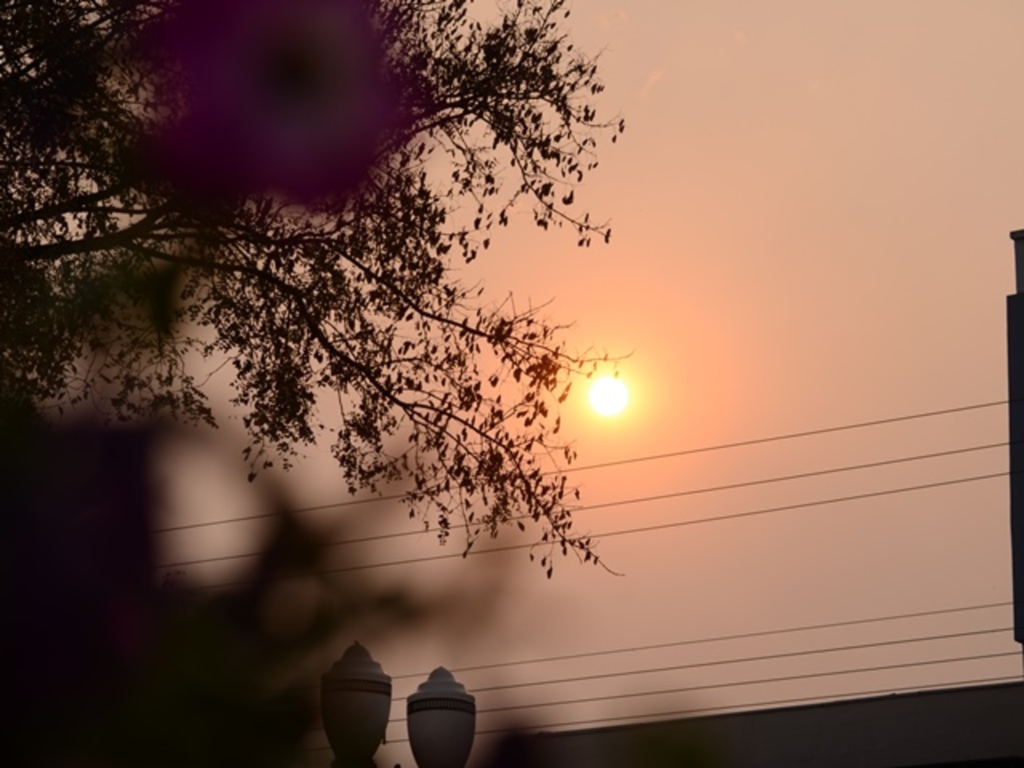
[321,642,392,767]
[321,644,476,768]
[407,667,476,768]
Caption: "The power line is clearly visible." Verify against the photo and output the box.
[446,626,1014,697]
[305,674,1024,750]
[292,601,1011,700]
[153,491,407,534]
[387,650,1022,722]
[558,399,1008,475]
[304,649,1020,730]
[385,600,1011,681]
[185,469,1009,587]
[155,440,1006,569]
[491,674,1024,737]
[307,626,1013,705]
[591,470,1008,538]
[153,398,1008,534]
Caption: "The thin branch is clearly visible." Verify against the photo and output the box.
[11,210,163,262]
[0,185,124,231]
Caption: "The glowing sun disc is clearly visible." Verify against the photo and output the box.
[589,376,628,416]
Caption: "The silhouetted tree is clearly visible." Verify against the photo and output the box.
[1,0,622,567]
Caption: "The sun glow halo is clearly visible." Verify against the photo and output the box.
[588,376,628,417]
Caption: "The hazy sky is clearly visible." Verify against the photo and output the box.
[156,2,1024,765]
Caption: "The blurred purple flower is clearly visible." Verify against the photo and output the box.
[146,0,406,201]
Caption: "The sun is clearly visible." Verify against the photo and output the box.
[589,375,628,417]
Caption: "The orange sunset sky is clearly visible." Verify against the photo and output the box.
[155,2,1024,765]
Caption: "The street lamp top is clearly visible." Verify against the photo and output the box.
[407,667,475,715]
[322,641,392,694]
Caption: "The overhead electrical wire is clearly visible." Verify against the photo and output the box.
[303,649,1021,733]
[473,674,1024,738]
[557,399,1008,475]
[154,398,1019,736]
[303,673,1024,751]
[301,635,1020,730]
[384,600,1012,681]
[301,625,1017,707]
[185,469,1009,588]
[289,600,1013,705]
[291,601,1012,699]
[467,650,1022,718]
[582,470,1008,537]
[156,440,1006,568]
[152,398,1008,534]
[391,626,1013,699]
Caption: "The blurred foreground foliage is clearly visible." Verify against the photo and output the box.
[1,410,423,767]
